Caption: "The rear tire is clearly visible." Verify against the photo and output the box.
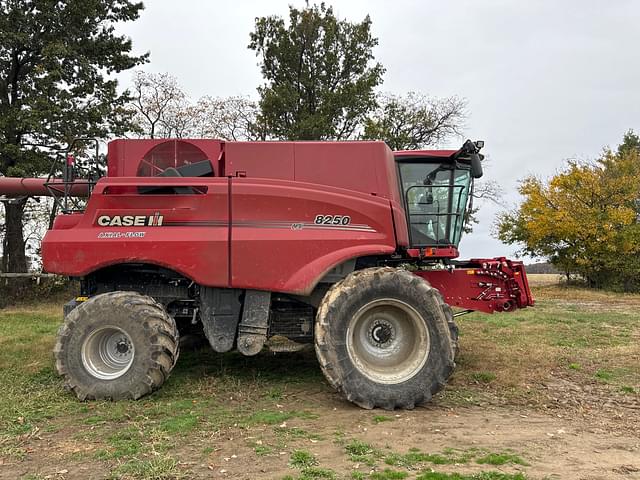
[315,267,455,409]
[54,291,179,400]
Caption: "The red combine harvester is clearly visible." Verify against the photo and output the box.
[0,139,533,409]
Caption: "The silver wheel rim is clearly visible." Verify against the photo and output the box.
[346,298,430,384]
[81,326,135,380]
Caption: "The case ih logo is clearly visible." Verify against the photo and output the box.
[97,212,164,227]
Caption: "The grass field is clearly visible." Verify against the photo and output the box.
[0,282,638,479]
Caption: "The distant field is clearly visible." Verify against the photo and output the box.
[526,273,564,286]
[0,285,638,480]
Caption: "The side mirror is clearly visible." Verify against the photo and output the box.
[470,153,483,179]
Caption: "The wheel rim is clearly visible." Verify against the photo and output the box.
[81,326,135,380]
[346,298,430,384]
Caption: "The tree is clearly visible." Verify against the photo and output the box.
[363,92,467,150]
[130,72,262,141]
[130,71,188,139]
[248,3,384,140]
[193,96,263,141]
[496,131,640,291]
[0,0,147,272]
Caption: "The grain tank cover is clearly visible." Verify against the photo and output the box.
[224,141,400,201]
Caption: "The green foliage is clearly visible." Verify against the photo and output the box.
[363,93,466,150]
[249,3,384,140]
[0,0,147,175]
[0,0,147,271]
[496,130,640,291]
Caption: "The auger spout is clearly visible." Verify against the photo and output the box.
[0,177,90,197]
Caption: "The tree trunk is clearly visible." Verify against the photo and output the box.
[1,199,28,273]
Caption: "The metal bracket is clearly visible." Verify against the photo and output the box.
[237,290,271,356]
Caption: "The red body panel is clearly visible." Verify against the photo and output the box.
[108,139,223,177]
[224,141,401,201]
[42,175,397,295]
[43,177,230,287]
[230,178,396,294]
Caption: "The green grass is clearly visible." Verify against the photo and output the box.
[247,410,295,425]
[373,415,394,424]
[298,467,337,479]
[385,448,473,467]
[370,469,409,479]
[245,409,319,426]
[470,372,496,384]
[266,386,285,400]
[443,290,640,404]
[284,467,337,480]
[345,439,382,466]
[384,448,527,468]
[158,412,199,433]
[0,305,325,466]
[95,427,144,459]
[254,443,274,456]
[1,287,638,478]
[290,449,318,469]
[595,369,614,381]
[108,456,184,479]
[416,473,527,480]
[275,426,323,441]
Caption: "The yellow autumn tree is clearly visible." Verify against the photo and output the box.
[497,131,640,291]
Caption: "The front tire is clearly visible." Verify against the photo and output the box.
[315,267,455,409]
[54,291,179,400]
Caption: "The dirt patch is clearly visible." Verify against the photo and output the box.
[2,394,639,480]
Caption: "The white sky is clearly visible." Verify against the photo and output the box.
[117,0,640,259]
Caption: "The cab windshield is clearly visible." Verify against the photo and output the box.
[398,162,471,247]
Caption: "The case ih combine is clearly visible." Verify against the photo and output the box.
[0,138,533,409]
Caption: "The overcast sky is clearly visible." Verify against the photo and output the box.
[117,0,640,259]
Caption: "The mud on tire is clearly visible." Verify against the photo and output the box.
[54,291,179,400]
[315,267,456,409]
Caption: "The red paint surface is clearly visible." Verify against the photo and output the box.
[5,138,533,313]
[230,178,396,294]
[43,177,230,287]
[416,258,534,314]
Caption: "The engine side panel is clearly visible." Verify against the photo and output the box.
[230,178,397,295]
